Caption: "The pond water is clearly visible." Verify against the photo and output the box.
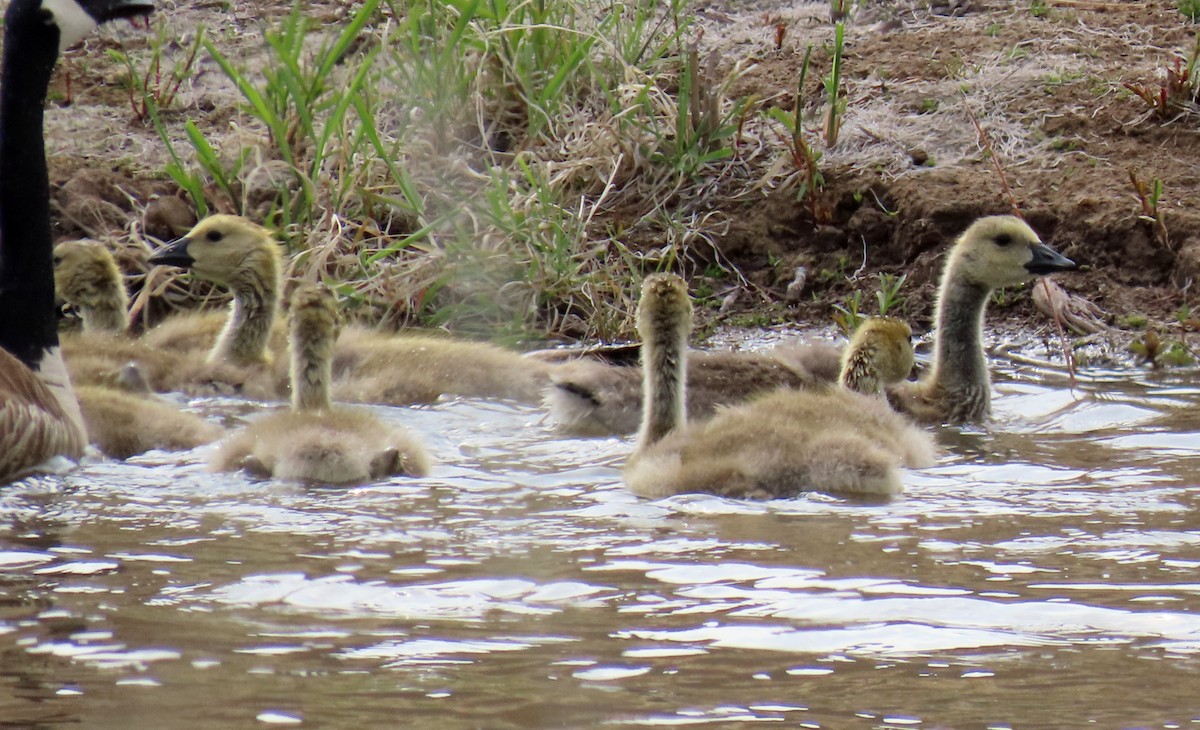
[2,345,1199,729]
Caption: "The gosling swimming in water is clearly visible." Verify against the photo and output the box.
[211,282,432,484]
[886,215,1076,424]
[623,274,935,500]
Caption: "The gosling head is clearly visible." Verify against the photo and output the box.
[839,316,915,395]
[850,317,914,384]
[52,239,123,310]
[147,215,279,287]
[636,273,693,345]
[947,215,1077,290]
[288,281,340,340]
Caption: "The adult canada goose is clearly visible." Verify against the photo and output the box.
[622,274,935,500]
[149,213,551,404]
[885,215,1076,424]
[0,0,154,484]
[545,339,841,436]
[212,282,431,484]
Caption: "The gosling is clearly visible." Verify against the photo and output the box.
[53,240,224,457]
[545,340,840,437]
[211,282,432,484]
[886,215,1076,424]
[623,274,935,500]
[147,214,553,404]
[54,239,187,392]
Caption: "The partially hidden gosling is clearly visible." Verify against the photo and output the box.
[75,385,224,460]
[54,239,188,392]
[840,317,914,395]
[886,215,1076,424]
[622,274,935,500]
[147,214,551,404]
[545,340,840,437]
[52,240,223,458]
[211,282,432,484]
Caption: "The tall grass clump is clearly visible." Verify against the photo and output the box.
[107,18,205,124]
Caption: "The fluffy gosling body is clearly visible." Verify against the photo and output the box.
[546,341,840,437]
[212,283,431,484]
[886,215,1076,424]
[622,275,934,500]
[76,385,223,459]
[331,328,553,405]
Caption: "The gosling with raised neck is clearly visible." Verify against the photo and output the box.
[624,276,934,500]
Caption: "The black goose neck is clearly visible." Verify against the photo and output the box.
[0,0,63,369]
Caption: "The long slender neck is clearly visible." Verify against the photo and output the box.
[637,316,687,449]
[929,270,991,398]
[0,15,61,369]
[290,314,333,412]
[210,253,279,367]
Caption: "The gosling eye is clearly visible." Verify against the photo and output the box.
[206,230,223,242]
[52,255,63,266]
[993,233,1013,247]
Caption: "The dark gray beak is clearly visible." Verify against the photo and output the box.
[81,0,154,23]
[147,236,195,268]
[1026,242,1077,275]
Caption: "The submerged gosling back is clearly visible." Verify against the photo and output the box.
[636,273,693,448]
[839,317,914,396]
[53,239,129,333]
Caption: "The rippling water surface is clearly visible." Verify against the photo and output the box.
[3,349,1200,729]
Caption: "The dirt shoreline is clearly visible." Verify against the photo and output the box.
[38,0,1200,357]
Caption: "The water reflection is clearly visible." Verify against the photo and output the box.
[1,357,1199,728]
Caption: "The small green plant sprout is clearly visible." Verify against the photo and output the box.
[1029,0,1050,18]
[824,22,847,147]
[1118,313,1148,330]
[1161,341,1194,366]
[1123,34,1200,119]
[669,44,749,175]
[767,45,828,221]
[1129,168,1171,251]
[107,20,205,123]
[875,272,907,316]
[1180,0,1200,22]
[832,289,865,337]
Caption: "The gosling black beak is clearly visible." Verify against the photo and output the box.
[1025,242,1077,275]
[82,0,155,23]
[147,236,195,268]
